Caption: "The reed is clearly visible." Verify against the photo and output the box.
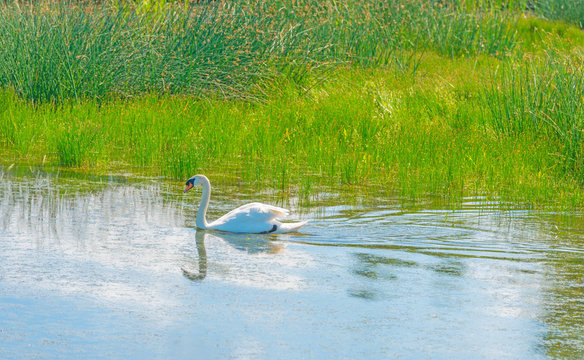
[2,52,583,208]
[0,0,518,103]
[485,51,584,179]
[1,0,583,209]
[535,0,584,29]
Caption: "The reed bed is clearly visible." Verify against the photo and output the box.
[486,51,584,180]
[0,0,517,103]
[1,0,584,208]
[2,54,583,208]
[535,0,584,29]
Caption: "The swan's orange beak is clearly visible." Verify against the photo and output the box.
[184,183,194,193]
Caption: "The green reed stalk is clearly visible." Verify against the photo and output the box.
[0,0,519,103]
[535,0,584,29]
[486,52,584,179]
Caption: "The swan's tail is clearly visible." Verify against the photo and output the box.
[277,221,308,233]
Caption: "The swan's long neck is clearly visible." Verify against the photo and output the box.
[196,178,211,229]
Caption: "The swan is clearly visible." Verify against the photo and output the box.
[184,175,307,234]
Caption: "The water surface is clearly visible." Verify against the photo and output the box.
[1,168,583,359]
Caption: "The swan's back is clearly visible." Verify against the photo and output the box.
[208,202,292,233]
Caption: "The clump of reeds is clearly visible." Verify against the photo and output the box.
[486,51,584,179]
[536,0,584,29]
[0,1,287,103]
[0,0,518,103]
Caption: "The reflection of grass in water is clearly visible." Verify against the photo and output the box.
[348,289,380,301]
[430,261,465,277]
[355,253,418,268]
[353,253,414,282]
[544,249,584,359]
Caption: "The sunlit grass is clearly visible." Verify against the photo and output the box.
[536,0,584,29]
[0,0,517,103]
[486,51,584,180]
[1,52,583,209]
[0,0,583,209]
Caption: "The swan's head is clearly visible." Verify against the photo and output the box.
[184,174,208,193]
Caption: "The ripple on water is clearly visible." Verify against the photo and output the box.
[1,168,584,359]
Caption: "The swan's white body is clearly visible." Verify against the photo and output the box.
[184,175,307,234]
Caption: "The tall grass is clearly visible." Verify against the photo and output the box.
[446,0,584,30]
[486,52,584,179]
[425,10,516,57]
[0,0,518,103]
[3,53,582,208]
[535,0,584,29]
[1,0,582,208]
[0,2,284,103]
[445,0,529,10]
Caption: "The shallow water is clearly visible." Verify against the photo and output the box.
[1,168,583,359]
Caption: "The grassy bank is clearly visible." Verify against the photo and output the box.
[2,52,584,208]
[0,0,584,209]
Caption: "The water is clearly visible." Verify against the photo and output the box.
[1,168,583,359]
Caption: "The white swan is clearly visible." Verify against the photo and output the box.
[184,175,307,234]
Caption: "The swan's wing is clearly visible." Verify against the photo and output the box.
[209,202,289,228]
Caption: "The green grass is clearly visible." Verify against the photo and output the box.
[0,0,517,103]
[535,0,584,29]
[486,51,584,179]
[1,0,584,209]
[1,53,583,209]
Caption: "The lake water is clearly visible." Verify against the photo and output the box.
[1,168,583,359]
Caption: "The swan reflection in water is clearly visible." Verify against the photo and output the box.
[182,230,208,281]
[182,230,285,282]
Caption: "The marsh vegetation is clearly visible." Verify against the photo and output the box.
[2,3,584,357]
[0,0,583,208]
